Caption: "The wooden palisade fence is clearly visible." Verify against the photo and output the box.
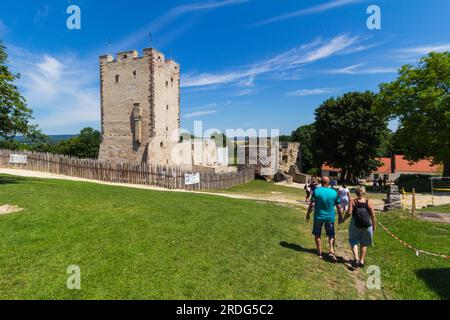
[0,149,254,191]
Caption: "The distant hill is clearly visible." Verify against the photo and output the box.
[14,135,77,143]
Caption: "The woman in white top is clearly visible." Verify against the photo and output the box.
[338,184,351,212]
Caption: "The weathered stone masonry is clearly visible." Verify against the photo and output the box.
[98,48,180,165]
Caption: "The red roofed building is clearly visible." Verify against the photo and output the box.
[321,155,440,181]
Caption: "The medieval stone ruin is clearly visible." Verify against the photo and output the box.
[97,47,305,180]
[238,139,308,183]
[98,48,222,169]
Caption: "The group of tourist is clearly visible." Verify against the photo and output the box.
[372,177,387,192]
[304,176,377,269]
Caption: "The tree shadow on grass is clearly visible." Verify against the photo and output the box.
[279,241,350,266]
[415,268,450,300]
[0,175,34,185]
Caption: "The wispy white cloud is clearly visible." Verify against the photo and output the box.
[177,0,250,11]
[184,110,217,118]
[398,44,450,55]
[182,34,361,87]
[286,87,340,97]
[300,34,360,63]
[7,44,99,134]
[327,64,362,74]
[252,0,363,26]
[112,0,250,51]
[233,88,256,96]
[182,100,236,118]
[34,5,50,23]
[326,63,397,75]
[390,43,450,63]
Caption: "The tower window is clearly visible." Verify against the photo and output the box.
[133,70,137,78]
[160,142,164,148]
[171,77,174,86]
[166,105,169,110]
[115,75,119,83]
[165,80,169,87]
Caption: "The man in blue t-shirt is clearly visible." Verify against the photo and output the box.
[306,176,342,261]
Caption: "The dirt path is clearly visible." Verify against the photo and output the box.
[0,168,307,206]
[419,212,450,223]
[334,230,387,299]
[0,204,23,215]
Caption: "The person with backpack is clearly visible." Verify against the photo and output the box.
[341,186,377,269]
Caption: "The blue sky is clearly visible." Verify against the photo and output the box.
[1,0,449,135]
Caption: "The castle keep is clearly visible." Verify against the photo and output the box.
[98,48,180,164]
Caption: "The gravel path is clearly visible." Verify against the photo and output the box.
[3,168,448,209]
[0,168,306,206]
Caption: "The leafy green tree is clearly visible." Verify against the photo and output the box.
[0,41,37,141]
[45,128,101,158]
[378,129,404,158]
[312,91,388,181]
[377,52,450,176]
[291,124,317,172]
[278,135,292,142]
[59,127,101,159]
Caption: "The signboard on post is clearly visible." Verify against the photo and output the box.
[185,173,200,186]
[9,154,28,164]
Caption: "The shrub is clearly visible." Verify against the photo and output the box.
[395,174,436,193]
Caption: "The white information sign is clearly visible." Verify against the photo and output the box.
[9,154,28,164]
[185,173,200,186]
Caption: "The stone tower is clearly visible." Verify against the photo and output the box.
[98,48,180,164]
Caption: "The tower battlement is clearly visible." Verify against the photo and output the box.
[99,48,179,69]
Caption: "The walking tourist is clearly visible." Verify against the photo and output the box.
[341,186,377,269]
[338,184,351,213]
[306,176,342,261]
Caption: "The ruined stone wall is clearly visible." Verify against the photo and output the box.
[279,142,301,173]
[179,139,217,167]
[237,140,301,177]
[98,48,180,165]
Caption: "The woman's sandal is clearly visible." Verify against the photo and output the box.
[329,253,338,262]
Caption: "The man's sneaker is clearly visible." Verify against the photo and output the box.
[352,259,360,269]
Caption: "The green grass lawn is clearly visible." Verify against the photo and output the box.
[218,180,386,201]
[364,192,386,200]
[0,174,354,299]
[0,174,448,300]
[422,204,450,214]
[215,179,306,201]
[370,210,450,299]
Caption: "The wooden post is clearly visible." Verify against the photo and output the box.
[412,188,416,216]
